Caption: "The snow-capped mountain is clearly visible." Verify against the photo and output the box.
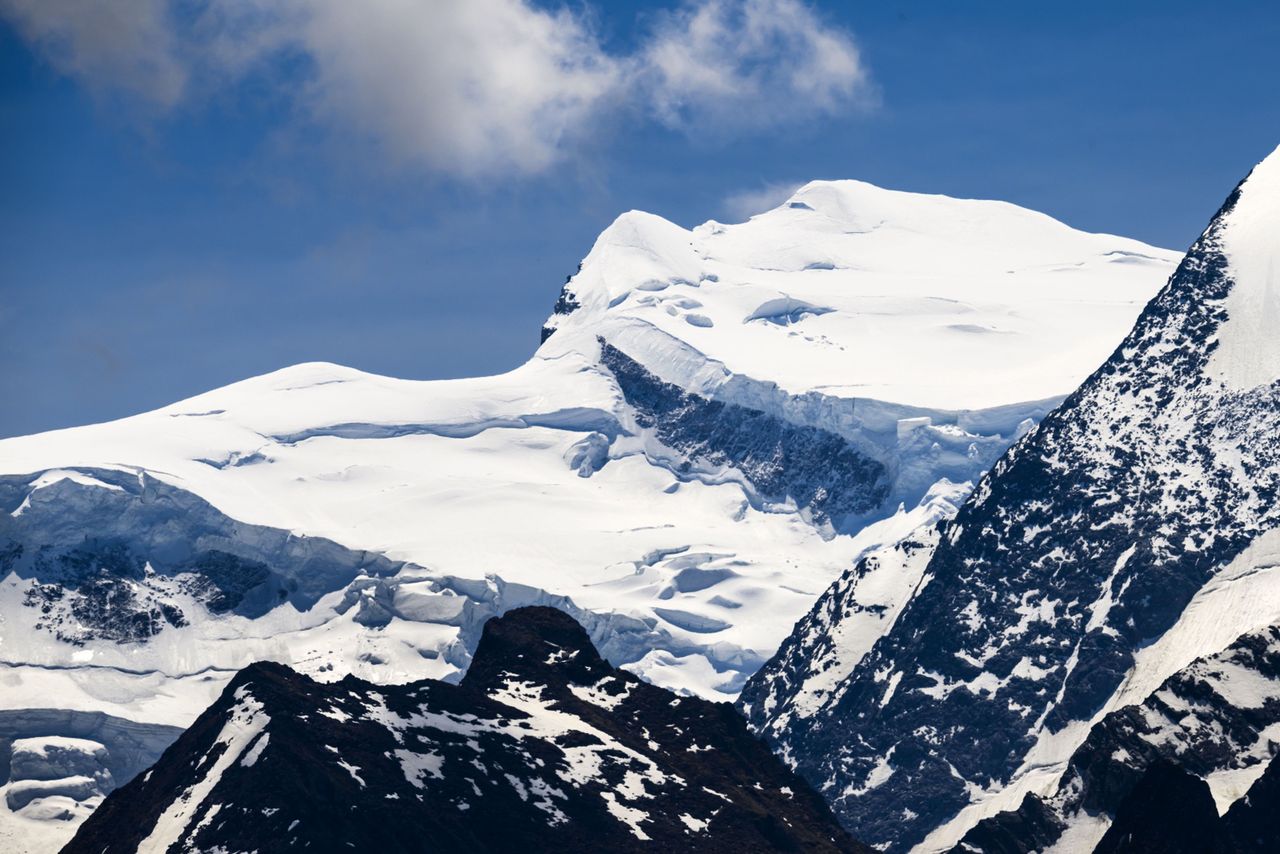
[0,180,1175,848]
[740,145,1280,852]
[65,607,867,853]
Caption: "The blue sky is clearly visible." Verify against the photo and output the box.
[2,0,1278,438]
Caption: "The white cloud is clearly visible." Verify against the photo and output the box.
[1,0,873,177]
[642,0,873,131]
[721,180,804,222]
[228,0,622,176]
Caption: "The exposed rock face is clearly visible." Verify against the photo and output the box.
[739,523,948,742]
[951,793,1065,854]
[1084,753,1280,854]
[949,617,1280,851]
[1093,761,1224,854]
[0,468,409,645]
[600,340,890,530]
[540,269,583,343]
[65,607,868,854]
[1066,625,1280,817]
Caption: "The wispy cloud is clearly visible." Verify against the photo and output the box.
[721,180,804,222]
[0,0,187,106]
[1,0,873,178]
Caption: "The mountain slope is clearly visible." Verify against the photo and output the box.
[65,607,866,854]
[955,618,1280,851]
[741,145,1280,852]
[0,182,1174,718]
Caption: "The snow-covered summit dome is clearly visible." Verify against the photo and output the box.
[542,178,1180,411]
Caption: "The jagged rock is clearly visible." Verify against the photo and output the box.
[1223,750,1280,850]
[951,794,1064,854]
[1093,761,1223,854]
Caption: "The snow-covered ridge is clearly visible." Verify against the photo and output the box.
[740,145,1280,853]
[1207,148,1280,389]
[0,178,1173,744]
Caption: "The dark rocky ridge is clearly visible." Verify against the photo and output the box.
[951,793,1065,854]
[1085,753,1280,853]
[65,607,868,854]
[600,339,890,531]
[1093,760,1224,854]
[1066,625,1280,818]
[540,267,583,343]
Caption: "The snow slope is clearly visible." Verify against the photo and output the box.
[740,146,1280,853]
[0,181,1173,744]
